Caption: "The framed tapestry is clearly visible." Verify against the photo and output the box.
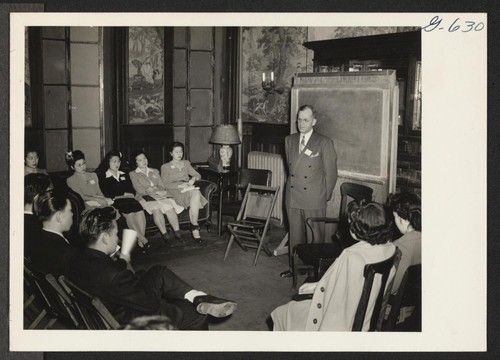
[127,26,165,124]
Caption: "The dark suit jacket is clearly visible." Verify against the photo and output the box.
[30,229,76,276]
[67,247,159,325]
[24,213,42,259]
[285,131,338,210]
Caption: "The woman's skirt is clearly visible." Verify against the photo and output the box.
[169,188,208,209]
[139,197,184,215]
[113,197,144,214]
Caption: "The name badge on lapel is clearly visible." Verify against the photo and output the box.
[120,176,126,181]
[304,149,312,156]
[89,179,95,185]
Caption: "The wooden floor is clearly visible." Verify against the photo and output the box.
[132,218,297,331]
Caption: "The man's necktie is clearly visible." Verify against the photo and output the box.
[299,135,306,153]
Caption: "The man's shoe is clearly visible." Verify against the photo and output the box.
[193,295,237,318]
[280,270,293,278]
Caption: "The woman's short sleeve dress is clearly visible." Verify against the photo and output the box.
[160,160,207,209]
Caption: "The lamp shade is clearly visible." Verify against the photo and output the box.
[209,124,241,145]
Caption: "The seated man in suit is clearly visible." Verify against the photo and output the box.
[24,173,52,259]
[31,188,78,275]
[67,207,237,330]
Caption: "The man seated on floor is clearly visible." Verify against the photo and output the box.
[67,207,237,330]
[31,188,77,275]
[24,173,52,260]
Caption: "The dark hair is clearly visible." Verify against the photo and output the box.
[124,315,177,330]
[33,188,69,223]
[168,142,184,154]
[79,207,117,246]
[97,150,123,175]
[24,173,52,205]
[298,104,316,118]
[129,149,147,170]
[349,201,393,245]
[24,148,39,160]
[65,150,85,168]
[389,192,421,231]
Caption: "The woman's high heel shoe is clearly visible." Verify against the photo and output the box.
[161,232,174,248]
[191,224,203,244]
[174,230,186,244]
[141,242,152,254]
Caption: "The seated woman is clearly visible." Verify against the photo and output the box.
[271,201,396,331]
[96,150,152,253]
[65,150,113,210]
[160,142,208,243]
[389,192,421,294]
[128,150,184,246]
[24,148,48,176]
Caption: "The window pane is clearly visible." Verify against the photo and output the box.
[45,130,68,172]
[190,89,213,126]
[72,129,101,169]
[71,43,99,85]
[174,27,186,47]
[174,127,186,146]
[173,49,186,88]
[42,27,65,39]
[173,88,186,126]
[71,27,98,42]
[190,51,212,89]
[189,127,212,163]
[71,86,100,127]
[190,27,213,50]
[128,27,164,124]
[44,86,68,128]
[43,39,67,84]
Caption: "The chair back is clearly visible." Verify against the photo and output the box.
[352,247,401,331]
[239,184,279,221]
[339,182,374,226]
[335,182,374,248]
[59,276,121,330]
[65,189,86,246]
[239,169,272,189]
[24,260,79,328]
[383,263,422,331]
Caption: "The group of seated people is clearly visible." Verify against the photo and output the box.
[23,145,237,330]
[27,141,207,253]
[271,194,421,331]
[24,146,421,331]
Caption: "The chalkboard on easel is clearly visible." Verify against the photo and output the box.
[291,71,397,183]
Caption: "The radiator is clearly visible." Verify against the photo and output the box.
[247,151,285,223]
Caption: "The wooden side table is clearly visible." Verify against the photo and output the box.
[197,166,238,236]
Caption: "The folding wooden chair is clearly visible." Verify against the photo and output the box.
[383,263,422,331]
[59,276,121,330]
[352,247,401,331]
[23,260,80,329]
[224,184,279,266]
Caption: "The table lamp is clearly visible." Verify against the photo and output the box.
[209,124,241,170]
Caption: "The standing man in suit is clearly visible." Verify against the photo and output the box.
[281,104,338,278]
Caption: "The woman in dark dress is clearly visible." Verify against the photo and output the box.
[97,150,151,252]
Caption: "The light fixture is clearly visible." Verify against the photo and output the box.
[262,71,284,95]
[209,124,241,170]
